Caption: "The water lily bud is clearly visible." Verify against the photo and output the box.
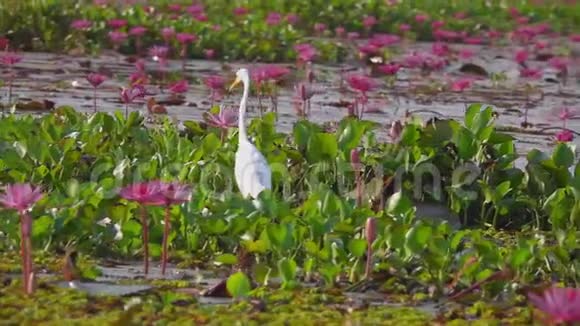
[350,148,361,170]
[389,120,403,141]
[365,217,377,244]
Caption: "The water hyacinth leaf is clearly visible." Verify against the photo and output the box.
[32,215,54,239]
[226,272,251,299]
[509,247,532,269]
[400,125,420,146]
[348,238,367,258]
[215,253,238,265]
[337,118,370,152]
[465,104,482,128]
[552,143,575,168]
[455,127,477,160]
[405,223,432,255]
[202,133,221,154]
[386,192,413,217]
[307,133,337,162]
[278,258,297,285]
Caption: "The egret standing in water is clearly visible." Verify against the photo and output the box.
[229,68,272,199]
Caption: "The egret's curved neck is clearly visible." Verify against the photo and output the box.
[238,77,249,142]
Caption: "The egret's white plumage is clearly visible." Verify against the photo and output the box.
[230,68,272,198]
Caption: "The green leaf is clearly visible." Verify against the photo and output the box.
[552,143,575,168]
[405,224,432,254]
[226,272,251,299]
[510,247,532,269]
[455,127,477,160]
[400,125,420,146]
[465,104,482,129]
[202,133,221,154]
[32,215,54,239]
[348,239,367,257]
[307,133,338,162]
[337,118,367,152]
[386,192,413,217]
[278,258,297,284]
[215,253,238,265]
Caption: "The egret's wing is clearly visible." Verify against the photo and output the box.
[235,143,272,198]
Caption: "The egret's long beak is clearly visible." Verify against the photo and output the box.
[228,77,241,93]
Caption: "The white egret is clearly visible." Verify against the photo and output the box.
[229,68,272,199]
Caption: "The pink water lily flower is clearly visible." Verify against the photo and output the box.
[378,63,401,75]
[158,181,192,276]
[168,79,189,94]
[555,129,574,142]
[233,7,249,16]
[294,43,317,63]
[347,74,377,94]
[431,20,445,29]
[415,14,429,23]
[570,34,580,42]
[108,31,127,45]
[253,65,290,83]
[0,183,43,212]
[204,107,238,129]
[514,49,529,64]
[149,45,169,62]
[161,27,175,43]
[314,23,327,34]
[204,49,216,59]
[558,107,576,121]
[86,73,107,88]
[363,16,377,29]
[1,183,43,295]
[0,52,22,66]
[71,19,92,30]
[399,24,411,33]
[286,13,299,25]
[459,49,475,60]
[0,37,8,51]
[266,12,282,26]
[120,85,146,104]
[520,67,542,79]
[176,33,197,44]
[129,26,147,37]
[451,78,473,92]
[204,75,225,91]
[548,57,569,72]
[119,181,166,206]
[160,182,192,206]
[347,32,360,40]
[107,19,127,30]
[528,287,580,324]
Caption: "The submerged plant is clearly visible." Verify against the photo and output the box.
[0,183,43,295]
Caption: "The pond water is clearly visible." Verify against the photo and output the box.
[3,40,579,171]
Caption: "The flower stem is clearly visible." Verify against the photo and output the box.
[8,71,13,108]
[20,212,33,294]
[93,87,97,113]
[365,243,372,279]
[140,206,149,275]
[161,205,171,275]
[355,170,363,206]
[125,103,129,119]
